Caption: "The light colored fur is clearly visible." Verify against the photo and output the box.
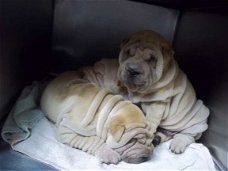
[78,31,209,154]
[40,71,153,164]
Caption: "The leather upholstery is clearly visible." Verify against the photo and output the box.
[174,10,228,170]
[0,0,54,169]
[0,0,53,121]
[52,0,179,71]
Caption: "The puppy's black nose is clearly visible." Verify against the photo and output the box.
[123,156,150,164]
[139,156,150,163]
[126,63,140,77]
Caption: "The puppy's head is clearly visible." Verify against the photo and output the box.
[118,30,174,93]
[106,103,153,164]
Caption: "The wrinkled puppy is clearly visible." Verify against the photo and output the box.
[118,30,210,153]
[40,71,153,164]
[78,30,210,154]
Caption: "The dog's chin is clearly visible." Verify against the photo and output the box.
[125,82,141,92]
[118,69,152,93]
[122,79,148,93]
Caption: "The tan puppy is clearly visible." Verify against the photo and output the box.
[79,31,210,154]
[40,71,153,164]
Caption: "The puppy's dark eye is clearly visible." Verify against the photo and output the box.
[126,49,130,55]
[126,48,135,56]
[146,54,156,62]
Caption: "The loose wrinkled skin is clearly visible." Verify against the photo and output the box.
[117,31,209,154]
[75,30,209,154]
[40,71,154,164]
[118,31,173,94]
[118,46,163,93]
[72,31,209,153]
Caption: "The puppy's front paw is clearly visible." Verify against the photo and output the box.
[169,138,187,154]
[95,145,121,164]
[169,134,194,154]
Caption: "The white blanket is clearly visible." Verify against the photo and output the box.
[12,116,215,170]
[1,82,215,170]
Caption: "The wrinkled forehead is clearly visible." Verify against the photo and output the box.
[124,42,162,57]
[121,32,171,50]
[124,40,162,52]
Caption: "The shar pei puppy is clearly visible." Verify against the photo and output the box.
[40,71,153,164]
[78,30,210,154]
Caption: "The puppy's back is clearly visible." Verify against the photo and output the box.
[40,71,96,123]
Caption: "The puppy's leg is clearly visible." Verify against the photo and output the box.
[170,122,204,154]
[169,133,195,154]
[142,102,166,135]
[142,102,167,147]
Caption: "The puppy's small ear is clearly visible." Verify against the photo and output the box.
[162,46,174,57]
[162,46,175,68]
[109,118,125,142]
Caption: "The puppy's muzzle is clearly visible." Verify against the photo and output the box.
[123,155,150,164]
[122,147,152,164]
[126,63,141,77]
[120,140,153,164]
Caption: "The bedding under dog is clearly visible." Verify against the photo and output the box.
[1,81,215,170]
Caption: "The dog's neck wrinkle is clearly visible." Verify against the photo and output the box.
[97,94,113,111]
[150,60,178,90]
[80,89,110,127]
[96,94,125,139]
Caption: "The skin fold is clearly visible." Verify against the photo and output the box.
[78,30,210,154]
[40,71,153,164]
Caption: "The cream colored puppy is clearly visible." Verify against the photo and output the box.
[40,71,153,164]
[78,31,210,154]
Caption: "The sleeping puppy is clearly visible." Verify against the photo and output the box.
[40,71,153,164]
[79,30,210,154]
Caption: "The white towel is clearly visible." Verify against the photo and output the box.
[13,116,215,170]
[1,82,215,170]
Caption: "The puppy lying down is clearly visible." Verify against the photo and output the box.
[40,71,153,164]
